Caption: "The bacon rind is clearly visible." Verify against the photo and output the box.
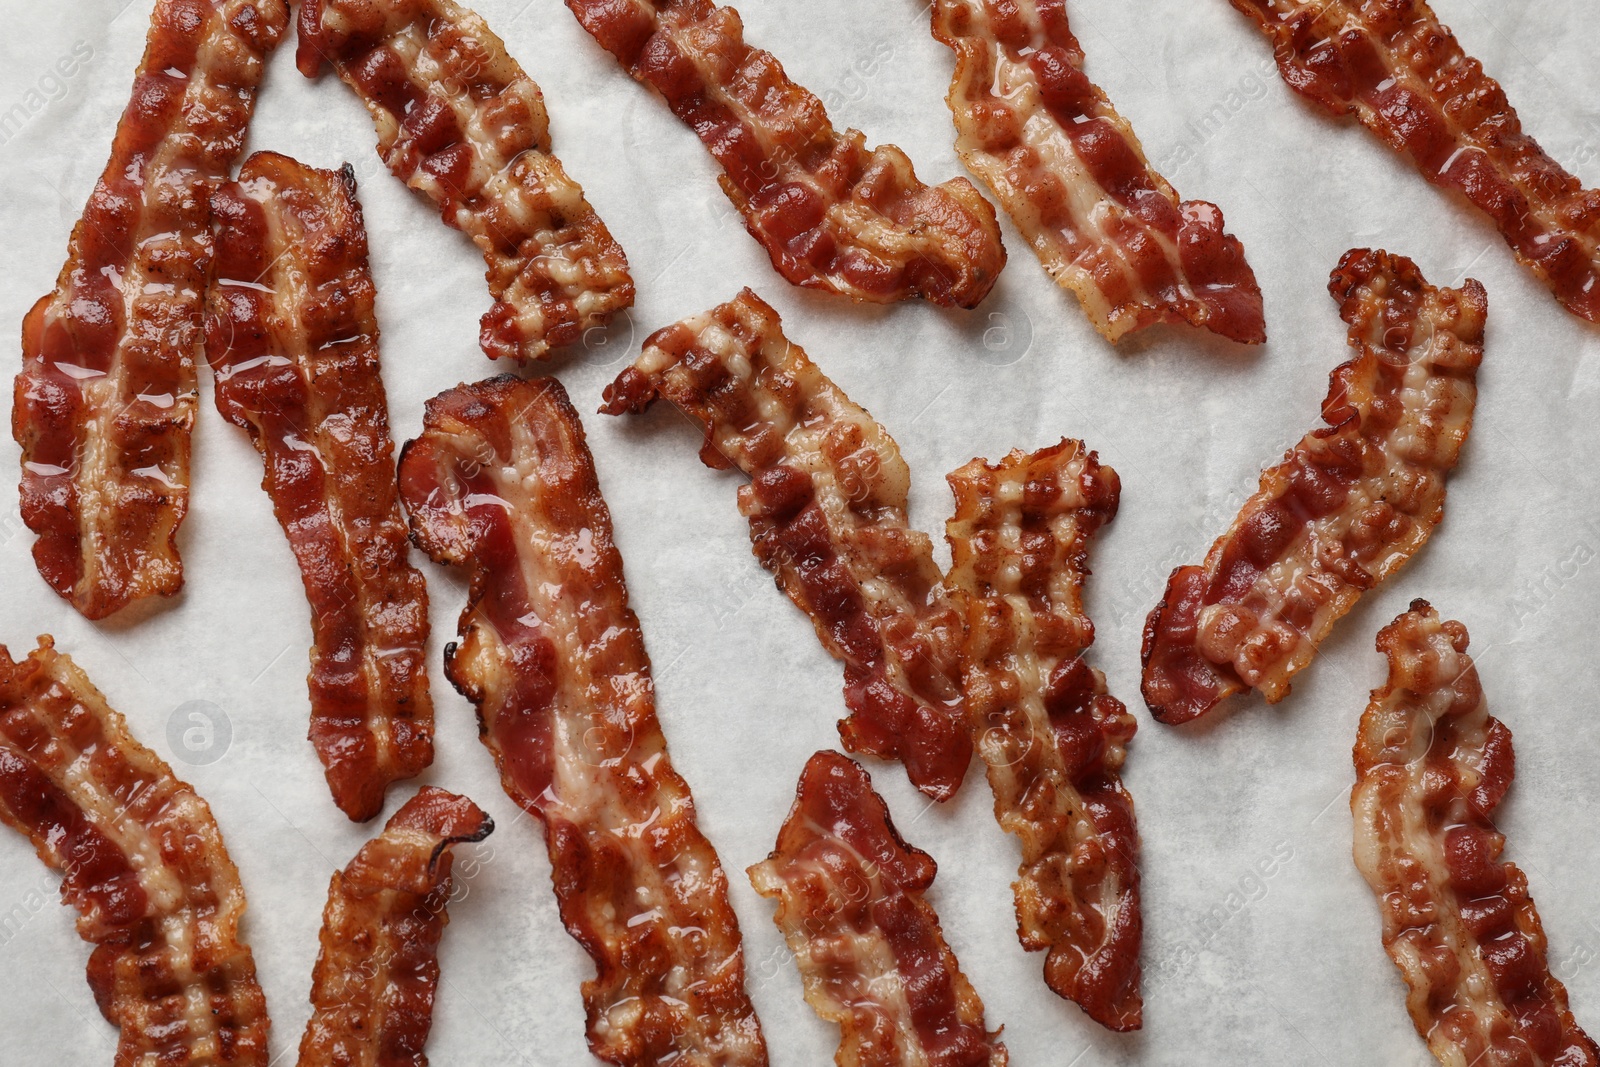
[398,375,768,1066]
[12,0,288,619]
[0,636,269,1066]
[565,0,1005,309]
[1140,248,1484,725]
[1351,601,1599,1067]
[602,290,972,802]
[296,0,635,361]
[944,441,1141,1031]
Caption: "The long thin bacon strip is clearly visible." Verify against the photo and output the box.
[930,0,1265,343]
[944,441,1141,1031]
[206,152,433,822]
[565,0,1005,308]
[297,0,635,361]
[13,0,288,619]
[602,290,971,802]
[0,637,269,1066]
[1352,601,1599,1067]
[399,376,768,1066]
[1141,248,1484,725]
[1231,0,1600,323]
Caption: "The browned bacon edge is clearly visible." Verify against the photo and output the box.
[1352,601,1599,1066]
[206,151,434,822]
[13,0,288,619]
[566,0,1006,308]
[0,636,269,1066]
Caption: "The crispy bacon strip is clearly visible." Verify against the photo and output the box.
[565,0,1005,308]
[206,152,433,822]
[944,442,1141,1031]
[1141,249,1484,725]
[602,290,971,802]
[1231,0,1600,323]
[12,0,288,619]
[399,376,768,1066]
[0,636,269,1066]
[929,0,1265,342]
[299,786,493,1067]
[1352,602,1599,1066]
[297,0,635,361]
[748,751,1007,1066]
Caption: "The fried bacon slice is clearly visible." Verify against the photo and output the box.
[929,0,1265,343]
[749,751,1007,1066]
[0,636,269,1065]
[1231,0,1600,323]
[399,376,768,1066]
[297,0,635,361]
[206,152,433,822]
[944,442,1141,1031]
[1141,249,1484,725]
[299,786,493,1067]
[602,290,971,802]
[565,0,1005,309]
[13,0,288,619]
[1352,601,1599,1066]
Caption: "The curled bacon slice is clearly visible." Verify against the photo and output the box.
[749,751,1007,1066]
[930,0,1264,342]
[399,376,768,1066]
[566,0,1005,308]
[602,290,971,802]
[1352,602,1599,1066]
[13,0,288,619]
[0,636,269,1065]
[1141,249,1484,725]
[944,442,1141,1031]
[1232,0,1600,323]
[299,786,493,1067]
[206,152,433,822]
[297,0,635,361]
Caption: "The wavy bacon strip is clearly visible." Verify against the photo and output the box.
[399,376,768,1066]
[944,442,1141,1031]
[12,0,288,619]
[566,0,1005,308]
[297,0,634,361]
[603,290,971,802]
[1141,248,1484,725]
[0,637,269,1065]
[1352,602,1599,1066]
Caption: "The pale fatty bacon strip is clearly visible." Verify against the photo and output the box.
[398,376,768,1067]
[602,290,972,803]
[565,0,1006,309]
[930,0,1265,343]
[297,0,635,361]
[12,0,288,620]
[1141,248,1484,725]
[206,152,434,823]
[944,441,1141,1032]
[1352,602,1599,1067]
[0,637,269,1067]
[749,751,1007,1067]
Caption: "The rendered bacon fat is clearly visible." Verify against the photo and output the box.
[13,0,288,619]
[930,0,1264,343]
[206,152,433,823]
[566,0,1005,308]
[399,376,768,1066]
[603,290,971,802]
[1141,249,1484,725]
[0,637,269,1066]
[297,0,634,361]
[944,442,1141,1031]
[1352,602,1598,1066]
